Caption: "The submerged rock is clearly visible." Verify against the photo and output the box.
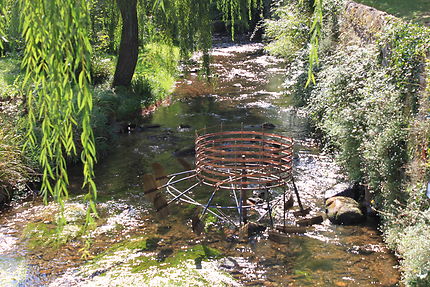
[173,145,196,157]
[261,122,276,129]
[325,196,365,225]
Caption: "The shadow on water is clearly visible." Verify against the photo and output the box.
[0,36,400,286]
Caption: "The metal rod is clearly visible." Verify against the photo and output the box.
[283,184,287,228]
[164,173,198,188]
[240,154,248,225]
[168,169,196,177]
[266,186,274,227]
[201,186,220,217]
[230,176,241,217]
[256,197,283,222]
[292,177,304,211]
[166,185,234,225]
[167,182,200,205]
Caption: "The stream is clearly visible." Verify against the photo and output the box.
[0,37,401,286]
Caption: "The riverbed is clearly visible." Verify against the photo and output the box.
[0,37,401,286]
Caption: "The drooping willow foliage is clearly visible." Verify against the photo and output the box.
[307,0,323,85]
[88,0,261,52]
[297,0,323,86]
[0,0,5,49]
[21,0,97,224]
[16,0,260,224]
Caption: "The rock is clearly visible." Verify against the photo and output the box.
[142,124,161,129]
[325,182,365,202]
[245,222,266,236]
[173,145,196,157]
[326,196,365,225]
[261,122,276,129]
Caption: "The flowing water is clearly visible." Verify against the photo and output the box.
[0,37,401,286]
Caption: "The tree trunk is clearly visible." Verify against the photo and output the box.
[112,0,138,87]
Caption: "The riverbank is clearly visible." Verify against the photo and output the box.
[264,0,430,285]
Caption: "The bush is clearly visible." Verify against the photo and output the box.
[91,55,115,86]
[264,3,309,60]
[132,42,180,105]
[307,45,408,196]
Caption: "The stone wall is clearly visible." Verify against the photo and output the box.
[339,1,398,45]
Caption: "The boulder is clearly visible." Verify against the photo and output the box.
[325,196,365,225]
[325,182,365,202]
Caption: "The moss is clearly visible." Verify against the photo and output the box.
[0,57,21,92]
[130,244,222,273]
[22,222,72,250]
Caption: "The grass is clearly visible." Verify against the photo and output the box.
[355,0,430,25]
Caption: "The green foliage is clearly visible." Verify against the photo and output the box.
[21,0,97,225]
[91,55,115,86]
[132,42,180,105]
[0,0,5,51]
[378,22,430,113]
[0,116,31,199]
[265,0,344,86]
[276,8,430,285]
[2,0,22,54]
[264,3,309,60]
[308,46,409,195]
[383,192,430,286]
[89,0,120,54]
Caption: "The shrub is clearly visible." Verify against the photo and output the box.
[264,3,309,60]
[91,55,115,86]
[132,42,180,105]
[0,116,32,202]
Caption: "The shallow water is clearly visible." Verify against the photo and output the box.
[0,37,401,286]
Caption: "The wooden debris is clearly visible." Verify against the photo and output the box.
[268,230,290,244]
[275,225,307,234]
[296,215,324,226]
[152,162,168,184]
[293,207,311,217]
[176,157,193,170]
[191,209,204,235]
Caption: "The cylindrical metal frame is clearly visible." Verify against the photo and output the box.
[195,129,293,190]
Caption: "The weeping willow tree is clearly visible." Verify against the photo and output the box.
[113,0,263,87]
[306,0,323,85]
[0,0,5,50]
[17,0,261,223]
[21,0,97,224]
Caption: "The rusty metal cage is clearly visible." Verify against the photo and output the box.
[195,129,293,190]
[143,125,305,230]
